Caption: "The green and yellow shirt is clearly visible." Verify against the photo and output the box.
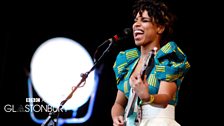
[113,41,191,106]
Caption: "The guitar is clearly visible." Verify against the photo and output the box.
[124,49,156,126]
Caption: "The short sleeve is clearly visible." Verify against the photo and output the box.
[154,41,191,82]
[113,48,140,91]
[113,48,139,83]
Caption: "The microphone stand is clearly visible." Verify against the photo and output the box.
[41,41,114,126]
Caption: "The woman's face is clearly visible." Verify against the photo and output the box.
[132,10,161,47]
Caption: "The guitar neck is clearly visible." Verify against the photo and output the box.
[124,65,145,119]
[124,49,156,126]
[124,90,137,119]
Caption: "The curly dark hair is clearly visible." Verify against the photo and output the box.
[132,0,176,43]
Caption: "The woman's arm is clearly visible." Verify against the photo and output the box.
[111,90,127,126]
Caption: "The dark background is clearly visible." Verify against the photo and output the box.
[0,0,214,125]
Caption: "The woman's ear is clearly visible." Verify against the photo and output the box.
[157,25,165,34]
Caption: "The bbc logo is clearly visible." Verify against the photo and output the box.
[26,98,41,102]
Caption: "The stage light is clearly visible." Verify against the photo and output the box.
[28,37,98,125]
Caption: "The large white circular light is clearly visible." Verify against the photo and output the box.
[30,37,95,110]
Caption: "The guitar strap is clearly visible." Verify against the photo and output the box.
[145,58,155,78]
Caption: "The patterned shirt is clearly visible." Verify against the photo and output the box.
[113,41,191,105]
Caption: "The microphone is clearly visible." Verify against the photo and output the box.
[93,28,132,62]
[101,28,132,45]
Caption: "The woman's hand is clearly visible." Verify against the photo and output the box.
[129,74,150,101]
[112,115,125,126]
